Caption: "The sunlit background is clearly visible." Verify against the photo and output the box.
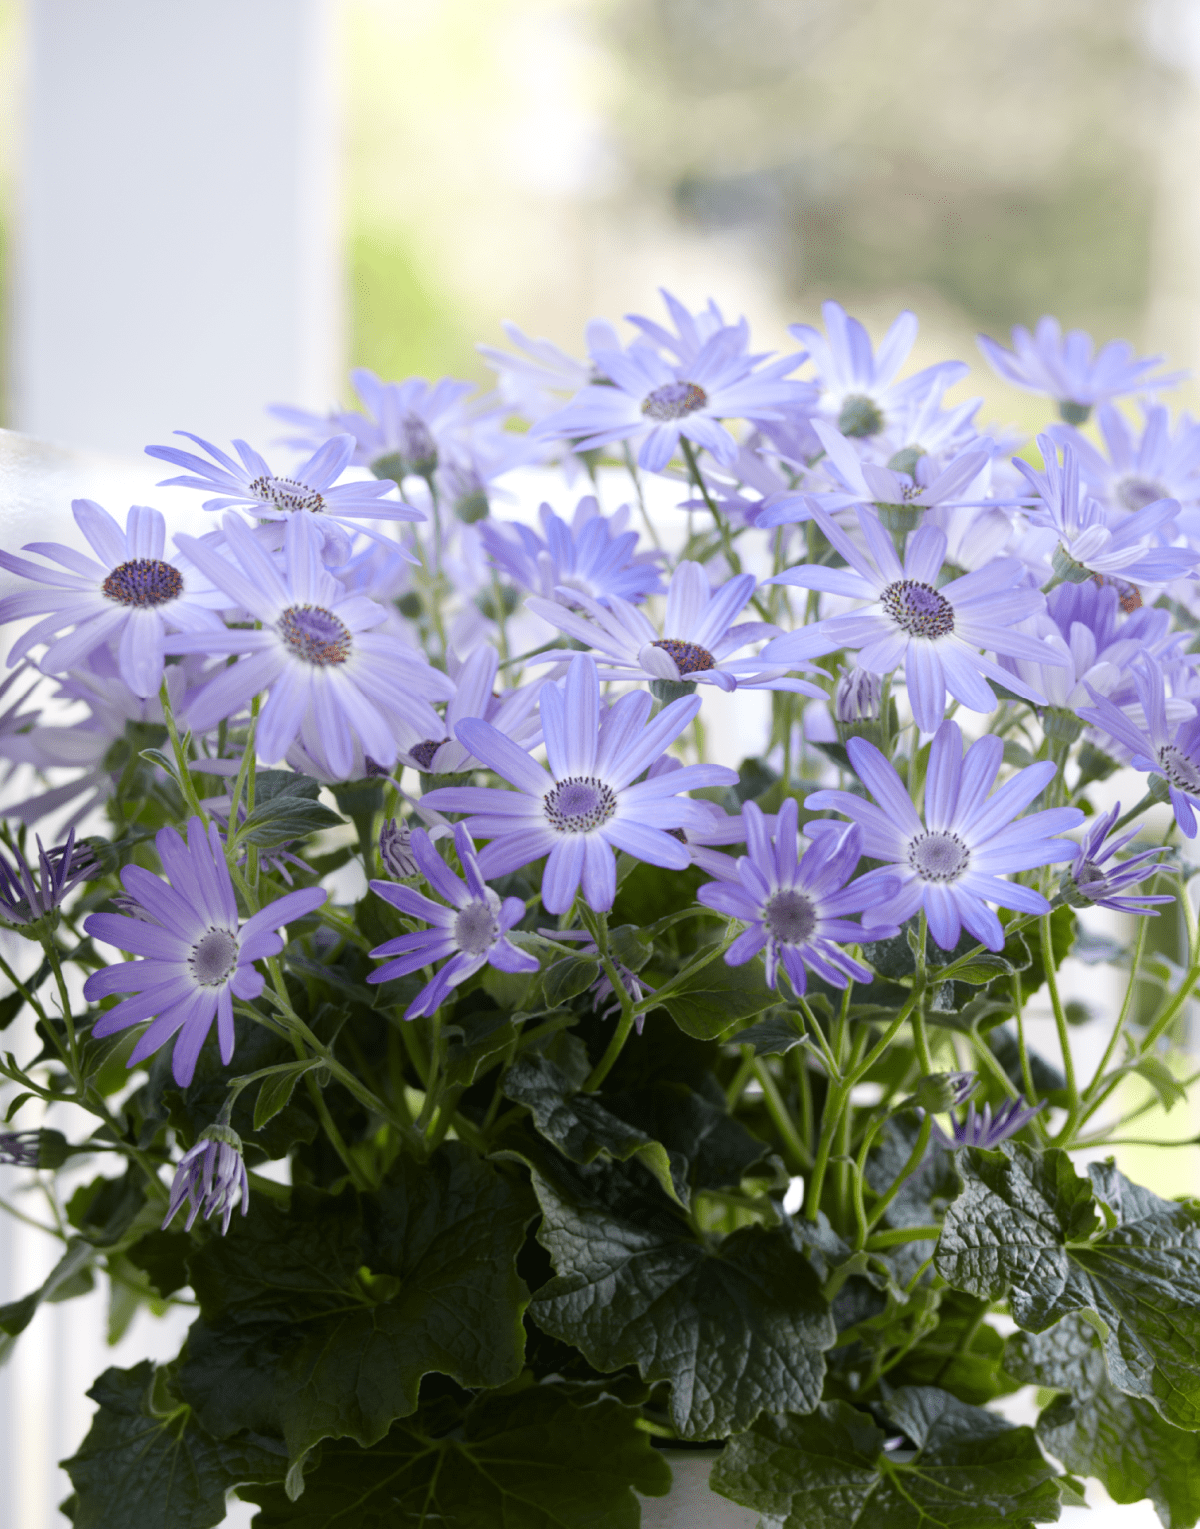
[2,3,1200,1524]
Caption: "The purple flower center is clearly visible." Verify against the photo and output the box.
[398,415,438,470]
[278,604,353,666]
[248,474,326,514]
[102,558,184,608]
[666,827,688,844]
[1074,861,1107,895]
[409,738,446,771]
[454,899,500,955]
[189,926,239,986]
[1158,745,1200,794]
[907,830,970,883]
[764,889,817,944]
[641,381,707,422]
[652,638,716,676]
[543,775,617,834]
[1116,474,1168,513]
[881,579,955,639]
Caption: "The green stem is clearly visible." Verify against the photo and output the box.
[911,912,933,1075]
[863,1114,932,1239]
[1082,914,1148,1103]
[158,677,208,822]
[1010,973,1038,1105]
[1041,913,1078,1131]
[752,1058,813,1170]
[623,441,662,549]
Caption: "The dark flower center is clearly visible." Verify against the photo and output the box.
[881,579,955,639]
[278,604,352,666]
[189,926,239,986]
[1159,745,1200,794]
[409,738,446,770]
[399,415,438,471]
[102,558,184,608]
[652,638,716,676]
[248,474,326,514]
[1116,474,1168,514]
[1075,860,1107,891]
[641,381,707,422]
[764,888,817,944]
[543,775,618,834]
[908,830,970,883]
[454,899,500,955]
[837,393,884,438]
[666,827,688,844]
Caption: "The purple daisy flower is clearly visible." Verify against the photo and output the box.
[1051,402,1200,522]
[397,643,543,776]
[761,508,1056,733]
[977,316,1185,423]
[145,430,420,566]
[696,798,897,994]
[0,1131,41,1167]
[644,756,764,881]
[624,289,774,375]
[162,1124,249,1235]
[0,500,226,697]
[479,496,665,608]
[531,326,808,474]
[477,319,619,421]
[163,514,455,780]
[1014,436,1198,586]
[1079,653,1200,838]
[0,827,97,932]
[528,561,823,696]
[1062,801,1174,915]
[806,720,1083,952]
[83,816,326,1087]
[422,654,737,914]
[366,822,538,1018]
[788,301,967,440]
[928,1096,1046,1150]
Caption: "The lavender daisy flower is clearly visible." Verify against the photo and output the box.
[644,756,762,881]
[366,823,537,1018]
[0,827,97,934]
[531,326,808,474]
[696,799,896,994]
[163,514,455,780]
[806,720,1083,952]
[760,419,993,530]
[1062,802,1174,915]
[83,816,325,1087]
[146,430,420,566]
[1052,403,1200,522]
[422,655,737,913]
[1014,436,1198,586]
[762,509,1056,733]
[397,644,543,776]
[162,1123,249,1235]
[477,319,619,420]
[1079,653,1200,837]
[978,316,1185,424]
[788,301,967,439]
[479,496,665,608]
[624,289,774,376]
[0,500,225,697]
[928,1096,1046,1150]
[528,561,823,696]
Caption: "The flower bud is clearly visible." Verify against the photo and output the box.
[380,818,420,881]
[834,668,881,724]
[163,1122,248,1236]
[911,1071,976,1114]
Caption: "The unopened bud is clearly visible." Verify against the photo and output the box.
[380,818,420,880]
[834,668,881,724]
[911,1071,976,1114]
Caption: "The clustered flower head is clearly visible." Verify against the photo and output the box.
[162,1122,250,1235]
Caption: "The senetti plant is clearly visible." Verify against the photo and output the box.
[5,298,1200,1529]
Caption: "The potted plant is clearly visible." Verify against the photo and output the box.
[1,295,1198,1528]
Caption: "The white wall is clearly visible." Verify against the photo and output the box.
[10,0,342,457]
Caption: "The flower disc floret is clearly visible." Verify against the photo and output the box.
[277,604,352,666]
[651,638,717,675]
[247,475,326,514]
[907,830,970,883]
[881,580,955,639]
[641,381,707,420]
[544,776,618,834]
[102,558,185,607]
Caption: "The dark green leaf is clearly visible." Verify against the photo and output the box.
[252,1061,323,1131]
[0,1237,93,1359]
[887,1291,1018,1407]
[62,1361,286,1529]
[0,990,24,1030]
[541,955,600,1007]
[710,1388,1062,1527]
[239,1382,670,1528]
[729,1013,806,1055]
[179,1146,533,1464]
[936,954,1013,986]
[238,797,344,847]
[1008,1314,1200,1529]
[528,1154,834,1438]
[442,1008,516,1089]
[125,1230,191,1300]
[936,1146,1200,1429]
[660,957,776,1039]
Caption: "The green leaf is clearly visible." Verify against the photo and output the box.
[252,1060,324,1131]
[527,1153,834,1438]
[178,1145,533,1465]
[887,1291,1018,1407]
[659,956,776,1039]
[1131,1053,1188,1113]
[441,1008,517,1089]
[1008,1313,1200,1529]
[61,1361,287,1529]
[239,1383,671,1528]
[0,1237,94,1361]
[936,1146,1200,1430]
[541,954,601,1007]
[935,953,1014,986]
[0,990,25,1030]
[729,1013,807,1055]
[238,796,344,847]
[710,1387,1062,1527]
